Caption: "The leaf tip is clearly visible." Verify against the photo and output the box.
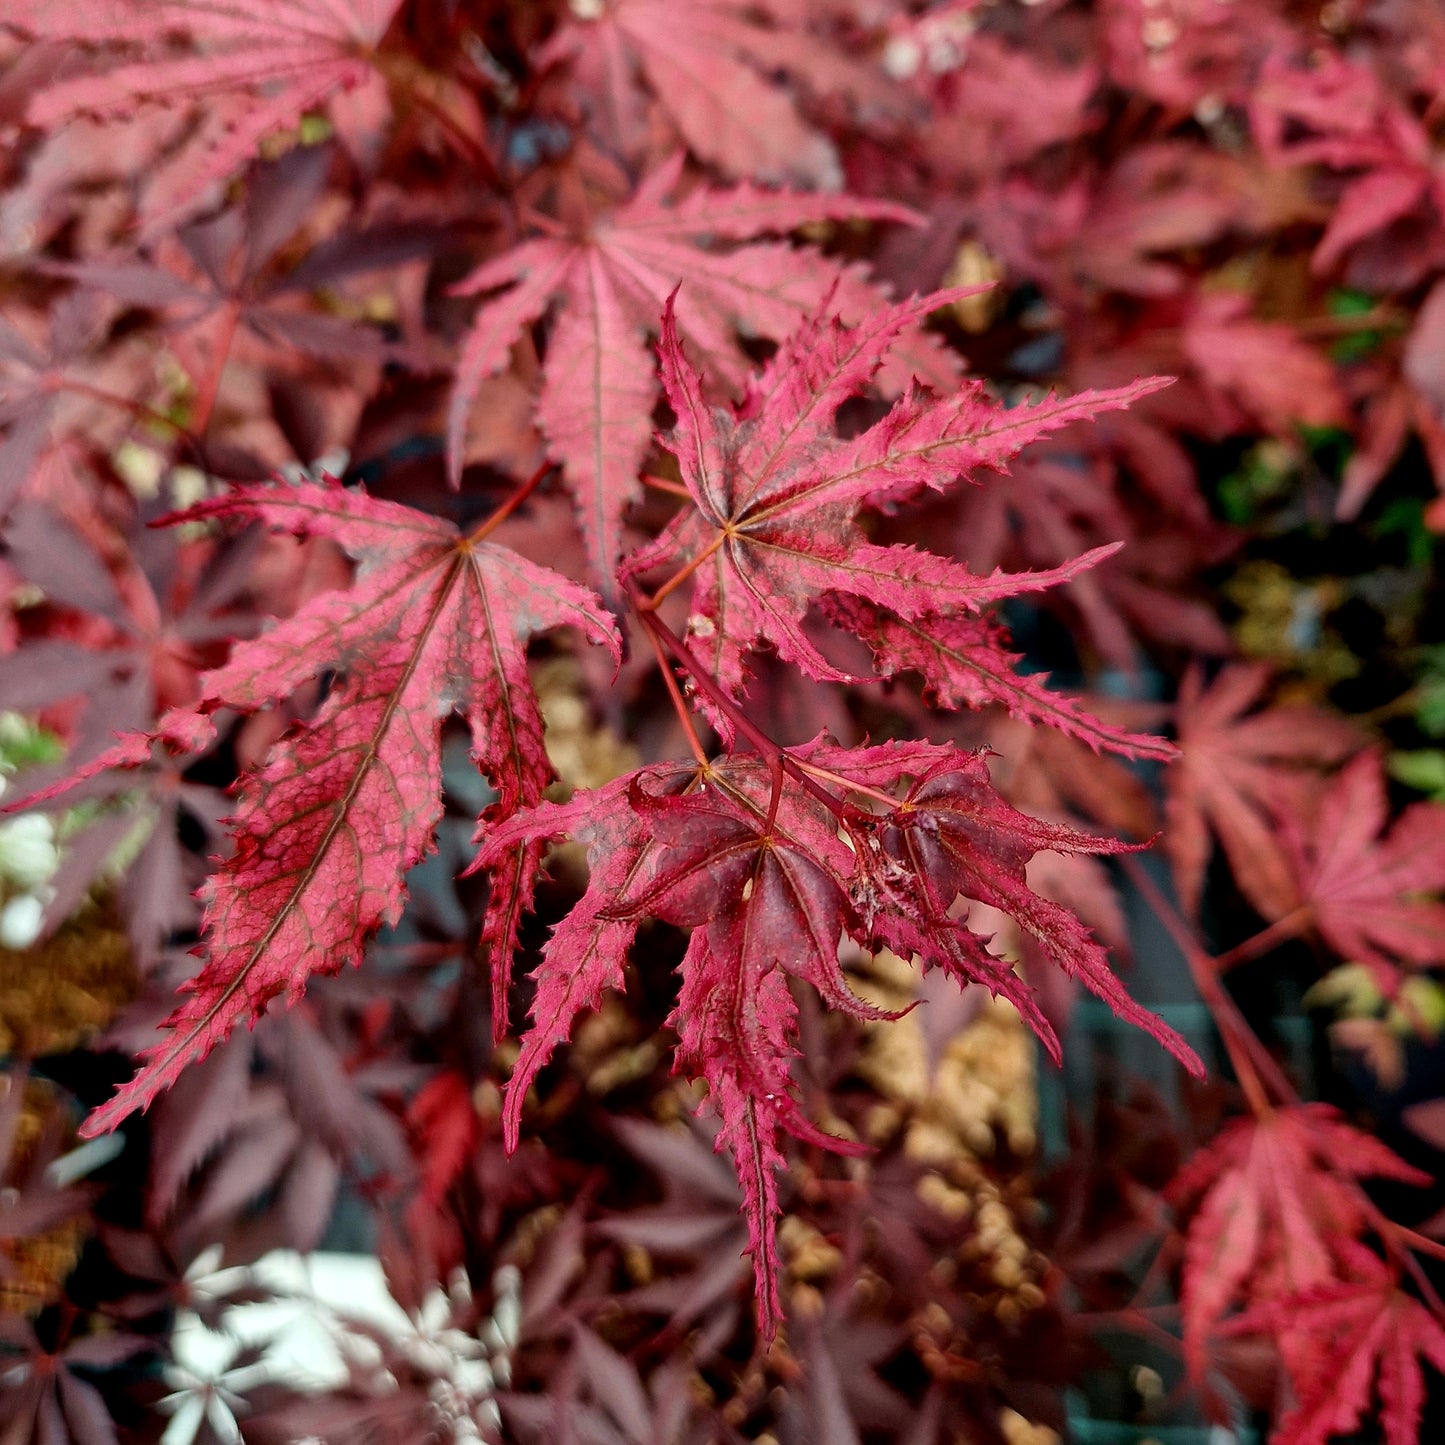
[500,1079,527,1154]
[78,1088,142,1140]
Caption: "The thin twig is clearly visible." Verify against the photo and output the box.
[469,460,555,542]
[625,578,851,824]
[1211,905,1312,974]
[641,473,692,499]
[637,615,709,767]
[1121,855,1296,1111]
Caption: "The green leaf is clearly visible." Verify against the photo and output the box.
[1388,749,1445,801]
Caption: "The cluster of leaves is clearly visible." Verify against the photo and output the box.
[0,1,1444,1443]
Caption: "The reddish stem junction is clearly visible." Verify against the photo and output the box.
[622,575,895,832]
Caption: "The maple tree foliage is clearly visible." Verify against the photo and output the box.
[478,735,1200,1335]
[16,295,1197,1339]
[4,0,1445,1441]
[1285,751,1445,986]
[537,0,905,189]
[13,0,407,227]
[23,477,619,1133]
[621,292,1178,744]
[447,156,952,589]
[1165,663,1362,922]
[1225,1243,1445,1445]
[1168,1103,1428,1384]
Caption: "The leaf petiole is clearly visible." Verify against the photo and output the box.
[468,459,557,542]
[625,577,855,825]
[643,530,726,609]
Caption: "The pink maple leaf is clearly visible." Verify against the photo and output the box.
[539,0,905,188]
[478,737,1198,1338]
[1165,663,1362,922]
[446,156,949,590]
[1286,751,1445,987]
[1224,1244,1445,1445]
[19,0,403,224]
[1170,1104,1426,1385]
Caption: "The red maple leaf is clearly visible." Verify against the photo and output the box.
[0,292,143,517]
[19,0,403,224]
[1182,292,1347,434]
[38,145,425,457]
[1223,1244,1445,1445]
[478,738,1197,1338]
[1165,663,1362,921]
[15,477,619,1136]
[819,738,1200,1070]
[1286,751,1445,986]
[622,293,1170,728]
[446,157,950,588]
[1169,1104,1427,1384]
[0,501,250,961]
[824,595,1175,760]
[1249,52,1445,277]
[48,146,407,383]
[0,497,248,754]
[0,1319,152,1445]
[539,0,904,188]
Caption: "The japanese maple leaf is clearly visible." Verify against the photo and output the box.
[1248,53,1445,276]
[1224,1244,1445,1445]
[973,143,1307,308]
[823,594,1176,761]
[0,501,255,959]
[45,145,416,433]
[446,157,949,591]
[0,1320,152,1445]
[477,739,1197,1336]
[18,0,403,225]
[1182,292,1347,434]
[1165,664,1362,922]
[975,139,1307,311]
[0,498,255,767]
[1286,751,1445,986]
[826,739,1202,1075]
[0,292,128,517]
[1311,112,1445,278]
[621,293,1170,720]
[478,756,881,1090]
[14,477,618,1137]
[502,1326,704,1445]
[1168,1104,1427,1385]
[16,754,226,968]
[598,1116,751,1333]
[162,1011,409,1252]
[539,0,903,188]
